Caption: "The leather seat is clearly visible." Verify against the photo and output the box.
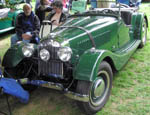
[121,11,132,25]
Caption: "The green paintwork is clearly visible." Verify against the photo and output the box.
[9,0,24,4]
[2,42,25,67]
[2,42,37,68]
[2,8,148,81]
[0,1,23,34]
[74,40,141,81]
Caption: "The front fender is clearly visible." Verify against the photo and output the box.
[74,49,115,81]
[74,39,140,81]
[2,43,26,68]
[135,13,148,40]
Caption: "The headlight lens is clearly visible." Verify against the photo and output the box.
[57,47,72,62]
[22,44,34,57]
[40,49,50,61]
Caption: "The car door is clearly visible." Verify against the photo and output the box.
[117,19,130,48]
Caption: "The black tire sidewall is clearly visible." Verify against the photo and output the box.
[76,61,113,114]
[88,61,113,112]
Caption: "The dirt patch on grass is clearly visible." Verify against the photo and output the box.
[8,87,82,115]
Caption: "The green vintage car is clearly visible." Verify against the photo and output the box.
[2,5,148,115]
[0,0,23,34]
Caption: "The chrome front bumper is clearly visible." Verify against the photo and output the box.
[18,78,89,102]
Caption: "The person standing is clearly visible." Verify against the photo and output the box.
[25,0,31,4]
[46,0,67,29]
[35,0,52,24]
[25,0,32,7]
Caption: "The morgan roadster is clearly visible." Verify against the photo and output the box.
[1,5,148,115]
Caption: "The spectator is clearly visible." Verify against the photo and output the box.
[11,4,40,46]
[35,0,53,11]
[35,0,40,11]
[130,0,142,7]
[35,0,52,24]
[46,0,67,30]
[25,0,32,7]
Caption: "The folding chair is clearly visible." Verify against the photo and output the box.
[71,0,87,13]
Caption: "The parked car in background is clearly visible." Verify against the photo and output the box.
[1,3,148,115]
[0,0,24,34]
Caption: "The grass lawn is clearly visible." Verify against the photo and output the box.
[0,3,150,115]
[0,31,12,60]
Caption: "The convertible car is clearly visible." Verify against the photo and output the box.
[0,0,23,34]
[1,4,148,115]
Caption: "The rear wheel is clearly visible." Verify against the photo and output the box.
[76,61,113,115]
[139,18,147,48]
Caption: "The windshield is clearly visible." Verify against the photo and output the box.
[69,9,119,19]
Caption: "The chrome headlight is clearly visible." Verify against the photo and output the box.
[40,49,50,61]
[57,47,72,62]
[51,40,60,47]
[47,40,60,47]
[22,44,35,57]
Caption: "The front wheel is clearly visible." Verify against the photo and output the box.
[139,18,147,48]
[76,61,113,115]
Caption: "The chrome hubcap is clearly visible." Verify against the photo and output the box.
[93,78,105,98]
[90,70,110,106]
[142,20,147,44]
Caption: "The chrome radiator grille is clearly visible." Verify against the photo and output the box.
[38,60,63,77]
[38,40,63,77]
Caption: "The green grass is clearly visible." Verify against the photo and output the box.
[0,3,150,115]
[0,31,12,60]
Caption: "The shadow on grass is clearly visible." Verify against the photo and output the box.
[0,87,84,115]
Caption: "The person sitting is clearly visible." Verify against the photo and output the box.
[46,0,67,30]
[35,0,53,24]
[11,4,40,46]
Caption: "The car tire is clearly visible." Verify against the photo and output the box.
[139,18,147,48]
[76,61,113,115]
[3,67,16,79]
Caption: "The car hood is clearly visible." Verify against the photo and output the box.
[50,16,117,45]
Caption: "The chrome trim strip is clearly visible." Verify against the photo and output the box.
[41,82,89,102]
[65,91,89,102]
[41,82,63,90]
